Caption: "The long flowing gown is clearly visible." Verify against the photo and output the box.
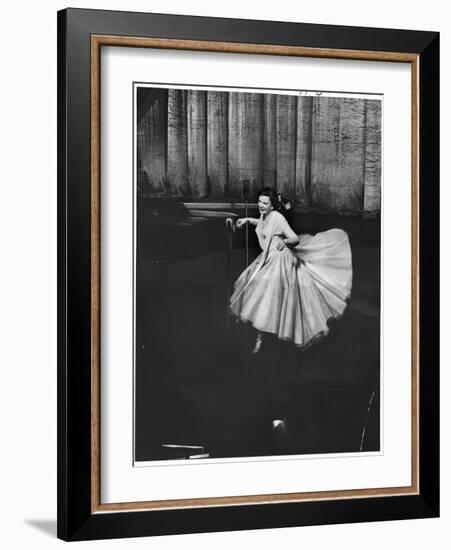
[230,210,352,349]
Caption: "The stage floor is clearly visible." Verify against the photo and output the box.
[135,215,381,462]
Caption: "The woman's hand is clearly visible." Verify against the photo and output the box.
[274,233,287,251]
[236,218,247,229]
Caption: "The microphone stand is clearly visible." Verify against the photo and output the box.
[243,180,250,268]
[225,217,235,329]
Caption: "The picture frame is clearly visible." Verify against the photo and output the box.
[57,7,439,541]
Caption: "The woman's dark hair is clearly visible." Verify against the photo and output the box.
[258,187,279,210]
[258,187,293,223]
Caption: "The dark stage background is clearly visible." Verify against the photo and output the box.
[135,208,380,461]
[135,87,381,462]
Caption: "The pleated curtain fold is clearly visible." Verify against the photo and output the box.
[137,88,381,218]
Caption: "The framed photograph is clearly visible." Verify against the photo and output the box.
[57,8,439,541]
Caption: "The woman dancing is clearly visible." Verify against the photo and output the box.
[230,187,352,353]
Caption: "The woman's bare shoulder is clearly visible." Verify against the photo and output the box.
[271,210,285,221]
[272,210,291,226]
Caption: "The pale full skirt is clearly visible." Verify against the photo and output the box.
[230,229,352,348]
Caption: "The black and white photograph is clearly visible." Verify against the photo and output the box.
[134,85,382,462]
[1,0,443,545]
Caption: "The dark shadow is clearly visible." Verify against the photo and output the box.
[25,519,57,538]
[134,208,381,461]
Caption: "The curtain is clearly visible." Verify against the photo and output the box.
[137,88,381,218]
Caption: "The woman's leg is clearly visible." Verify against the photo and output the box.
[252,331,264,353]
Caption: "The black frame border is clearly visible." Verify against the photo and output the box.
[57,8,439,541]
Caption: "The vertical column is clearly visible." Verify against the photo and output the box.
[228,92,263,198]
[207,91,228,197]
[262,94,277,189]
[363,99,382,218]
[276,95,297,197]
[311,97,366,215]
[295,96,313,211]
[167,89,188,195]
[310,97,339,211]
[137,88,167,195]
[244,93,263,196]
[187,90,208,198]
[227,93,241,198]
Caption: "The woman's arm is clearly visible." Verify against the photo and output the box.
[236,217,259,228]
[281,233,300,246]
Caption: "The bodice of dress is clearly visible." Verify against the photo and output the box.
[255,211,302,271]
[255,211,283,252]
[255,220,265,250]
